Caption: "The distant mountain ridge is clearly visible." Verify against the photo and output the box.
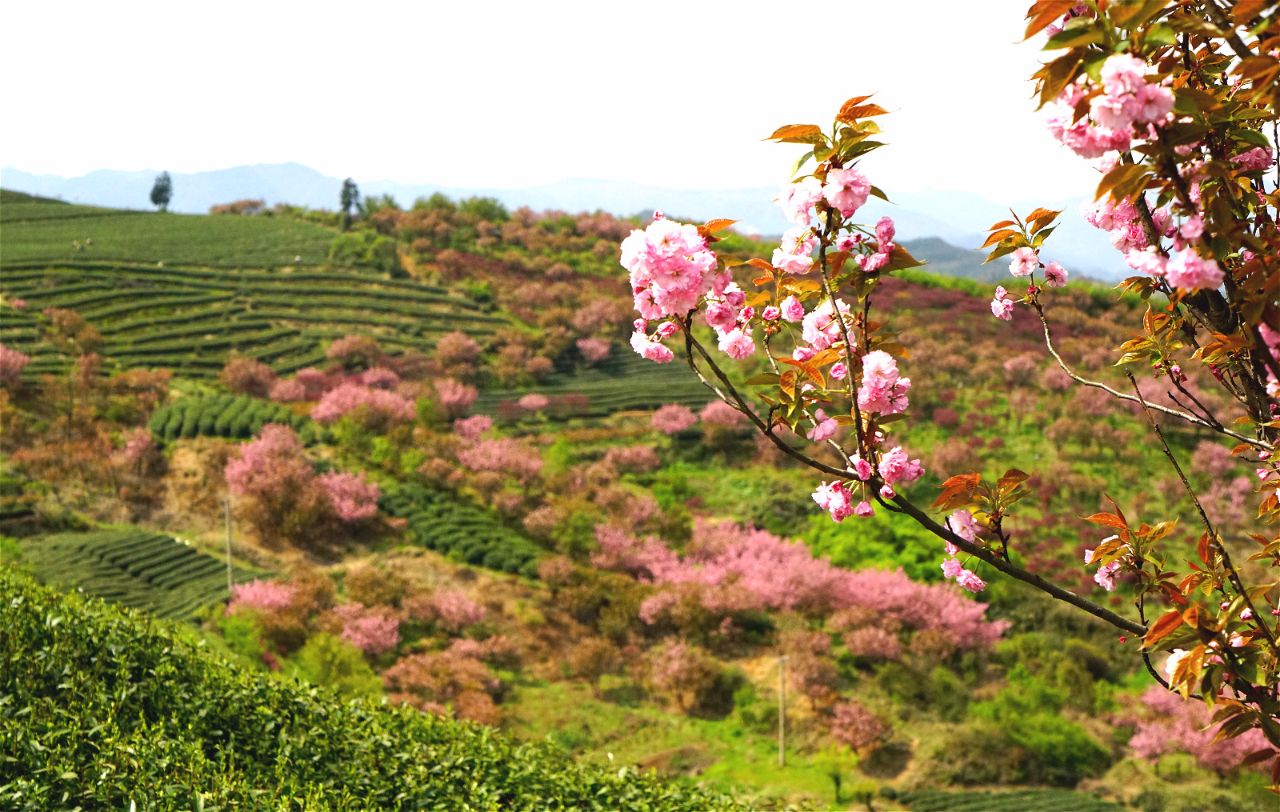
[0,164,1126,280]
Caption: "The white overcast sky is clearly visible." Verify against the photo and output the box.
[1,1,1092,201]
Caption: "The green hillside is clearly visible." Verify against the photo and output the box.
[0,568,735,810]
[1,189,338,267]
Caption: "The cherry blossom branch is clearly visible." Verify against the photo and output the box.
[884,488,1147,635]
[684,321,1146,636]
[1032,301,1271,450]
[682,327,849,480]
[1126,370,1279,655]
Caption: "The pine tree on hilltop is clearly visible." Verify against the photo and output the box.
[340,178,360,231]
[150,172,172,212]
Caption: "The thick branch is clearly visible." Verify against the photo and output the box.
[888,489,1147,635]
[1204,1,1256,61]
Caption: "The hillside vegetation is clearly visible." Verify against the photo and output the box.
[0,569,733,810]
[1,187,1271,810]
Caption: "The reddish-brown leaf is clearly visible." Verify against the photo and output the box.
[767,124,825,144]
[837,102,887,122]
[1084,512,1129,532]
[1143,609,1183,648]
[1025,0,1079,39]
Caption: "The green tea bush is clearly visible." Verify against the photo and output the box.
[149,393,304,442]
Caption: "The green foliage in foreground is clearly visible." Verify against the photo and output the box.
[0,569,738,810]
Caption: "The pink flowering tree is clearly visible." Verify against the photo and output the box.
[651,403,697,435]
[226,424,380,547]
[618,3,1280,770]
[0,344,31,389]
[311,382,416,431]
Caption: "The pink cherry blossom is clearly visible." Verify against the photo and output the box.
[775,177,824,225]
[620,213,724,320]
[857,350,911,416]
[630,331,675,364]
[813,481,854,522]
[806,409,838,442]
[1165,249,1223,291]
[1043,261,1068,287]
[780,295,805,322]
[1233,146,1274,172]
[717,327,756,360]
[762,305,781,321]
[802,298,852,350]
[318,471,380,523]
[772,226,818,275]
[875,216,896,250]
[651,403,697,434]
[1009,247,1039,277]
[955,569,987,593]
[1125,247,1168,277]
[0,344,31,388]
[878,446,924,485]
[704,301,737,331]
[990,286,1014,320]
[948,510,981,543]
[854,500,874,518]
[822,167,871,218]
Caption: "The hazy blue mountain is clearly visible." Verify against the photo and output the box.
[1,164,1126,279]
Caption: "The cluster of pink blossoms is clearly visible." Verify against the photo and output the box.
[1046,53,1174,159]
[989,248,1067,321]
[812,445,923,523]
[940,510,986,593]
[775,167,871,227]
[317,471,380,523]
[622,213,747,364]
[857,350,911,416]
[1082,196,1223,292]
[0,343,31,388]
[311,381,416,425]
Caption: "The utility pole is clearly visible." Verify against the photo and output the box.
[778,655,788,767]
[224,495,233,595]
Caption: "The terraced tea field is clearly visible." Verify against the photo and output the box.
[18,529,260,619]
[897,788,1123,811]
[0,260,507,378]
[381,484,542,577]
[150,392,307,442]
[475,352,709,421]
[1,189,337,267]
[1,189,707,420]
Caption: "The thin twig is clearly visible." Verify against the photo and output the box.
[1125,370,1279,655]
[1033,302,1270,450]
